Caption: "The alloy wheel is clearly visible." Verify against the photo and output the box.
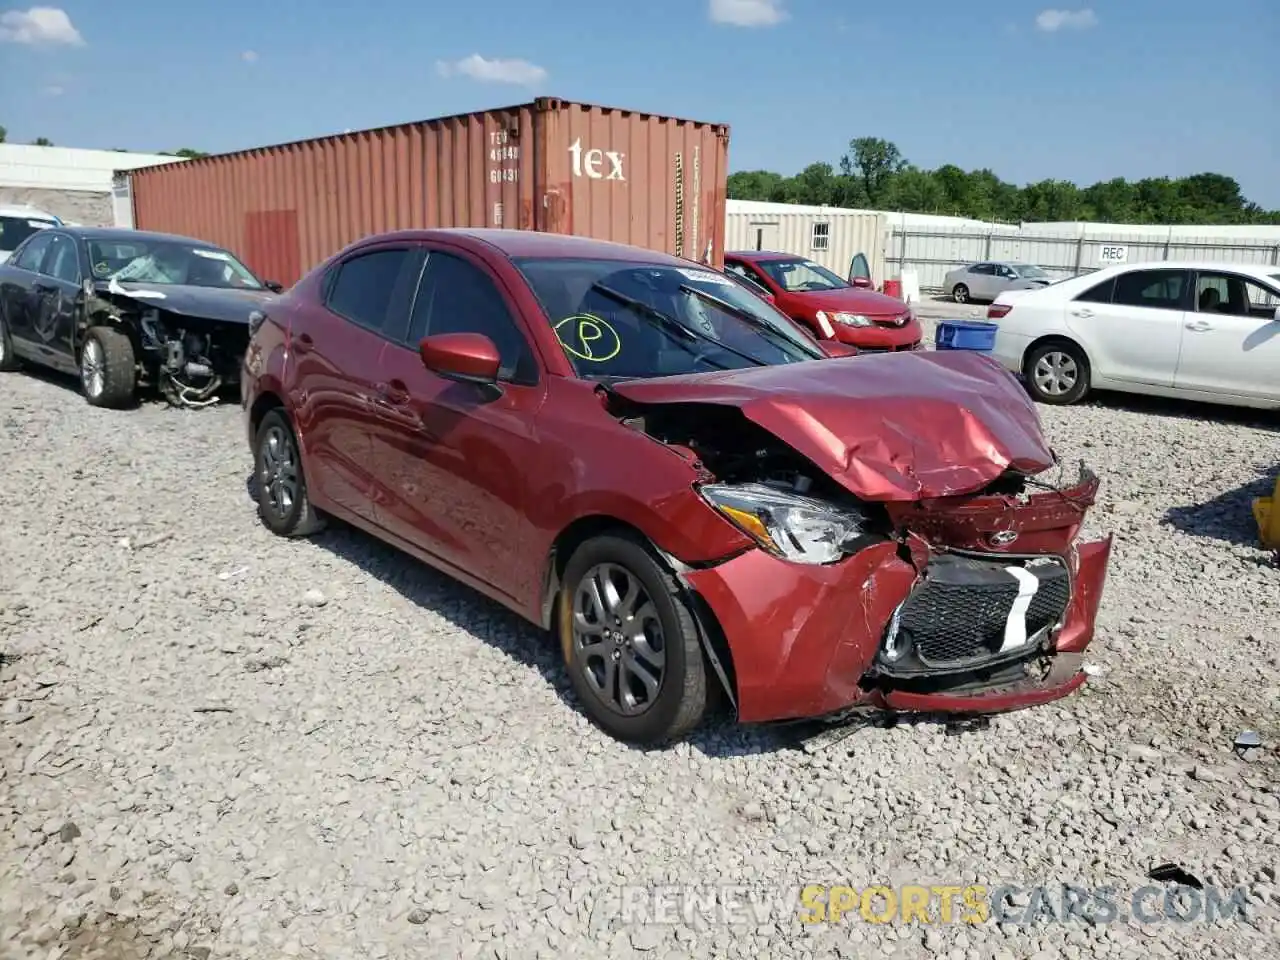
[80,338,105,398]
[571,562,666,716]
[258,424,300,520]
[1032,350,1079,397]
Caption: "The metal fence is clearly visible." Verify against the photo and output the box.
[888,226,1280,294]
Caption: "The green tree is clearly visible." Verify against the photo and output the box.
[724,136,1278,225]
[0,125,7,143]
[32,137,53,146]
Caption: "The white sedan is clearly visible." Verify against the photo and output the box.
[986,260,1280,410]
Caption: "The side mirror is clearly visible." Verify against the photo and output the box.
[850,276,872,289]
[419,332,501,385]
[264,280,284,293]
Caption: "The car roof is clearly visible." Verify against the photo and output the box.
[0,205,59,220]
[725,250,806,262]
[55,226,227,247]
[359,228,702,267]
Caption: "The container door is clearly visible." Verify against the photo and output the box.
[750,222,779,252]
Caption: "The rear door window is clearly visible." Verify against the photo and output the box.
[1112,269,1189,310]
[1075,277,1115,304]
[324,248,415,334]
[12,233,53,273]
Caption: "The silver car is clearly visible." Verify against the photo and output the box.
[943,261,1054,303]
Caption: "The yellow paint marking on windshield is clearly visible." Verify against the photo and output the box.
[554,313,621,362]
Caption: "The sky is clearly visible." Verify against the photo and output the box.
[2,1,1277,207]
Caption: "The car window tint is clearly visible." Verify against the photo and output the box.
[325,248,412,332]
[1113,270,1187,310]
[972,263,995,275]
[45,235,80,283]
[406,251,536,384]
[13,233,53,272]
[1075,277,1114,303]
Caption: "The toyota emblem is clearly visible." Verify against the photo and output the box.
[989,530,1019,546]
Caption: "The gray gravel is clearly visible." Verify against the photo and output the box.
[1,367,1278,960]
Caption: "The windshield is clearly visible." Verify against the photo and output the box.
[512,257,826,379]
[754,257,850,293]
[86,238,263,289]
[0,216,56,254]
[1014,264,1050,279]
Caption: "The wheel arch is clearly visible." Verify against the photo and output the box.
[539,514,740,712]
[1022,333,1094,383]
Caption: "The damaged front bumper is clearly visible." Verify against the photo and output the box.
[681,474,1113,725]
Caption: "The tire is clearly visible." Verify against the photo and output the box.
[557,532,708,745]
[253,408,326,537]
[0,309,18,372]
[1024,340,1091,405]
[952,283,970,304]
[79,326,136,408]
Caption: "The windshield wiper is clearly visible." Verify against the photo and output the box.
[677,284,822,359]
[587,282,760,369]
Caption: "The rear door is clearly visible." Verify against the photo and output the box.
[968,263,997,300]
[369,243,545,599]
[30,232,84,371]
[1174,269,1280,400]
[288,243,423,523]
[1065,268,1189,386]
[1,231,55,349]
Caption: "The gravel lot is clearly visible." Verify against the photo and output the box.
[1,364,1278,960]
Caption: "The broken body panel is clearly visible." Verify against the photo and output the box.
[90,281,273,407]
[605,349,1112,724]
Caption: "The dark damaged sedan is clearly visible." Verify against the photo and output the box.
[0,226,283,408]
[242,228,1113,746]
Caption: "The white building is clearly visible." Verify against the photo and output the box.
[0,144,182,226]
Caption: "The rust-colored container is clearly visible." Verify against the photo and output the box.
[124,98,730,287]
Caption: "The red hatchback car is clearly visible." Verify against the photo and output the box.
[242,229,1112,746]
[724,250,923,352]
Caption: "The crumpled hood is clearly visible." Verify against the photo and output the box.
[793,288,909,316]
[94,280,276,323]
[609,351,1055,501]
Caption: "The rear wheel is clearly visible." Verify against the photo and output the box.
[0,310,18,371]
[253,408,326,537]
[557,533,707,745]
[1024,340,1090,405]
[80,326,136,408]
[952,283,970,304]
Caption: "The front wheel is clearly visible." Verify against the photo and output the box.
[557,533,708,745]
[952,283,970,304]
[1024,341,1090,405]
[80,326,136,407]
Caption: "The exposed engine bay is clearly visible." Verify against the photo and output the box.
[87,294,250,409]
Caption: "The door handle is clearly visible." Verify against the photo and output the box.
[1071,308,1094,318]
[293,332,314,354]
[374,380,410,406]
[1185,320,1212,332]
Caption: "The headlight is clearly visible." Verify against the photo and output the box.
[700,482,872,565]
[832,312,873,327]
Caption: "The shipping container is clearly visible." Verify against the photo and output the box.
[121,98,730,287]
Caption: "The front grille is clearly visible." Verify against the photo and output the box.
[890,554,1071,672]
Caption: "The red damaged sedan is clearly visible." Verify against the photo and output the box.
[242,229,1112,746]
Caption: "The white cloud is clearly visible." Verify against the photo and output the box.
[0,6,84,46]
[434,54,547,86]
[709,0,787,27]
[241,50,259,63]
[1034,8,1098,32]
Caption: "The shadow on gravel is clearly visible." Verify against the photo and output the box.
[244,474,797,759]
[1070,389,1278,432]
[1164,465,1280,553]
[6,363,238,410]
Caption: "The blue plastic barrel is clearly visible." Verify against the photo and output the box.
[935,320,998,352]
